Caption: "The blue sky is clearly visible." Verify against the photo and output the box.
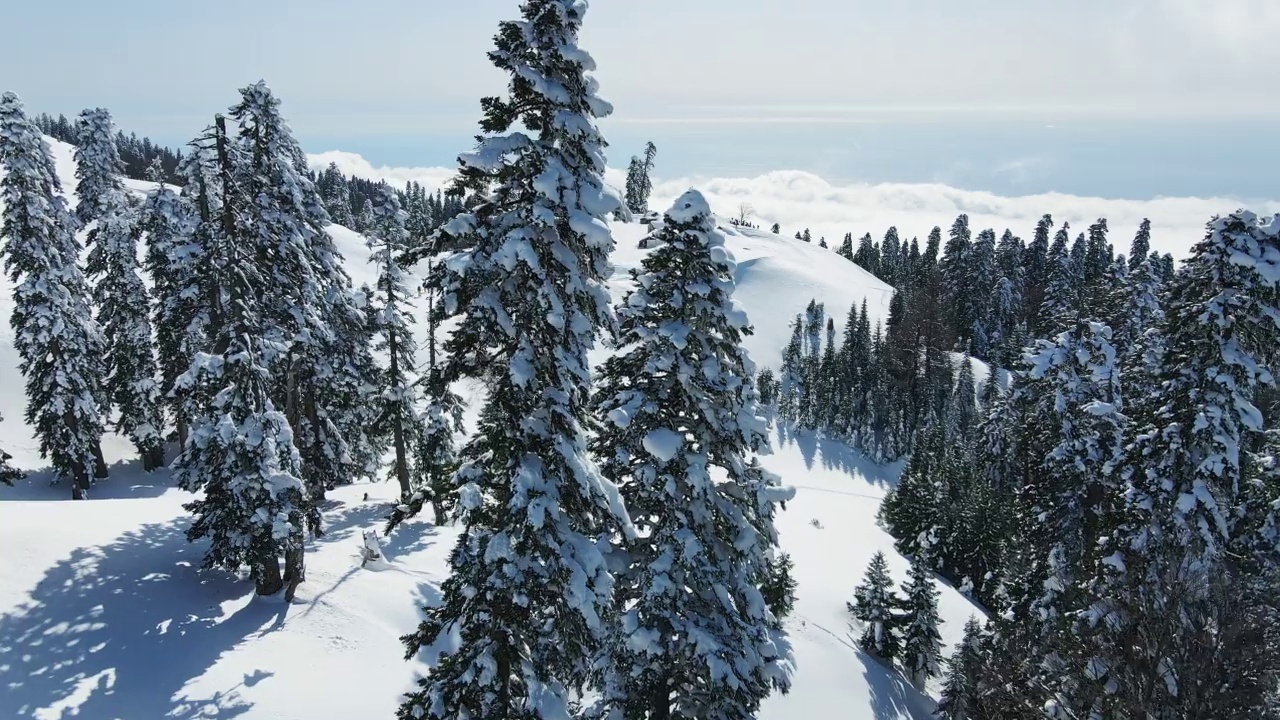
[6,0,1279,199]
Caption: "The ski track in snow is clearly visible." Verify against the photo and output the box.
[0,138,984,720]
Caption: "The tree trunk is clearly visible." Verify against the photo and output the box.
[432,497,447,526]
[650,676,671,720]
[143,445,165,472]
[176,416,189,452]
[254,547,285,597]
[388,276,411,500]
[284,542,305,602]
[91,440,109,479]
[71,459,89,500]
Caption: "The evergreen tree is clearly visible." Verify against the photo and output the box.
[85,193,165,470]
[397,4,634,716]
[322,162,354,225]
[900,554,944,687]
[364,186,419,501]
[1023,214,1053,329]
[936,617,985,720]
[1088,210,1280,719]
[770,222,780,234]
[588,190,793,719]
[838,232,854,260]
[172,116,307,598]
[0,92,106,499]
[849,551,902,660]
[1039,224,1078,334]
[940,215,972,345]
[802,228,812,243]
[778,315,804,423]
[73,108,126,226]
[623,141,656,214]
[1128,218,1151,271]
[226,82,377,507]
[144,156,165,183]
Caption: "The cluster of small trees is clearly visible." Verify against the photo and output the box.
[848,551,949,689]
[313,163,463,237]
[760,296,980,463]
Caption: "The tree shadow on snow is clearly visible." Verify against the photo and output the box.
[2,459,177,501]
[838,622,938,720]
[0,519,289,719]
[771,422,905,489]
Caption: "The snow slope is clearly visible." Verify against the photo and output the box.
[0,140,981,720]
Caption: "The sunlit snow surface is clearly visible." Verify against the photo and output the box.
[0,140,983,720]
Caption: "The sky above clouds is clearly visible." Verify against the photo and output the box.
[5,0,1278,231]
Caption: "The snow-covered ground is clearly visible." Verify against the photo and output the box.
[0,138,983,720]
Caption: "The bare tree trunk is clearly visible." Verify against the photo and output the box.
[91,440,109,479]
[143,446,165,472]
[255,546,284,597]
[284,543,305,602]
[389,256,411,500]
[176,416,189,452]
[650,676,671,720]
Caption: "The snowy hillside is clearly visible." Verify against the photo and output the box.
[0,138,981,720]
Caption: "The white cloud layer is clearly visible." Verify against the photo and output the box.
[313,150,1280,260]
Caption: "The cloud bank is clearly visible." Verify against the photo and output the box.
[311,150,1280,259]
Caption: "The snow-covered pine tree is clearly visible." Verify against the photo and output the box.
[397,3,635,717]
[940,214,972,346]
[73,108,126,226]
[1038,223,1078,335]
[364,185,419,500]
[321,162,354,226]
[0,92,106,499]
[172,116,307,599]
[1087,210,1280,719]
[144,156,165,184]
[778,315,804,423]
[622,141,656,215]
[947,356,979,443]
[85,193,166,469]
[1022,321,1126,718]
[967,229,997,358]
[150,132,219,450]
[1128,218,1151,272]
[226,82,378,508]
[900,553,944,687]
[936,616,985,720]
[849,550,902,661]
[587,190,794,719]
[75,107,165,469]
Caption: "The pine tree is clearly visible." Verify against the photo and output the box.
[144,156,165,183]
[73,108,127,226]
[76,109,166,470]
[940,214,972,345]
[849,551,902,660]
[838,232,854,260]
[365,186,419,500]
[171,116,307,598]
[900,553,944,687]
[0,93,106,499]
[936,617,985,720]
[85,194,166,470]
[771,222,780,234]
[397,4,634,717]
[623,141,656,215]
[226,82,377,508]
[322,162,354,226]
[1023,214,1053,329]
[778,315,804,423]
[1087,210,1280,719]
[588,190,793,719]
[1039,224,1078,334]
[967,229,997,357]
[1128,218,1151,271]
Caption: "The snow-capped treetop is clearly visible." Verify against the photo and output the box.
[73,107,126,226]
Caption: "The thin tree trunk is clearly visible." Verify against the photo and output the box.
[284,543,305,602]
[389,253,411,500]
[143,445,165,472]
[176,416,189,452]
[91,440,109,478]
[425,261,445,523]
